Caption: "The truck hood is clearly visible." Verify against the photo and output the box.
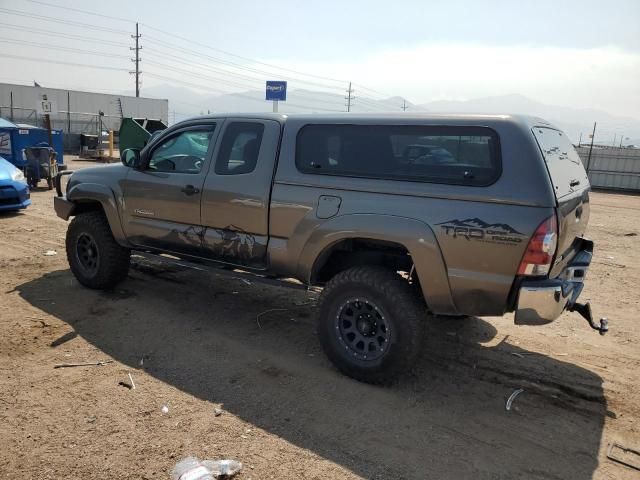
[67,164,129,191]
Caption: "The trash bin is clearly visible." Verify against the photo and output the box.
[119,118,167,152]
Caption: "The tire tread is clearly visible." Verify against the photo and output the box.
[66,211,130,289]
[318,266,425,384]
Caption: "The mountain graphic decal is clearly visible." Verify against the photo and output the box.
[436,217,524,235]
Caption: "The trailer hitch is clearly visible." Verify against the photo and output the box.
[569,302,608,335]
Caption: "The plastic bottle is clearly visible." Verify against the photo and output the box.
[172,457,214,480]
[202,459,242,477]
[171,457,242,480]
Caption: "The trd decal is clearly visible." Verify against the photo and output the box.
[436,217,524,245]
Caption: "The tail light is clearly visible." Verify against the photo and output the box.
[517,215,558,276]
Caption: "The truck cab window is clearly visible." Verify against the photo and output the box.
[148,127,215,174]
[215,122,265,175]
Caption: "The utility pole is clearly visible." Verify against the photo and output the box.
[578,132,582,147]
[401,99,408,112]
[130,23,142,97]
[345,82,355,112]
[586,122,597,174]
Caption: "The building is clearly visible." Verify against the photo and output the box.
[0,82,168,138]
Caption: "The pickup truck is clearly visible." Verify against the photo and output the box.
[54,113,607,383]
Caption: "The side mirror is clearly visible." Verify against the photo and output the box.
[121,148,141,169]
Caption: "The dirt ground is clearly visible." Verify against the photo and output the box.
[1,158,639,479]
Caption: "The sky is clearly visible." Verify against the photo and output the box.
[0,0,639,118]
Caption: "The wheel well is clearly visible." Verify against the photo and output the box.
[72,200,105,216]
[311,238,414,285]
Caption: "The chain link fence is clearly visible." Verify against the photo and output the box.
[0,105,122,153]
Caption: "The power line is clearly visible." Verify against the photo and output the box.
[144,59,261,90]
[0,7,130,34]
[2,7,402,103]
[0,22,130,47]
[143,47,346,105]
[21,0,134,24]
[7,4,346,90]
[0,77,128,94]
[144,59,346,109]
[0,53,130,71]
[140,23,346,85]
[144,72,343,112]
[143,34,344,92]
[13,0,344,86]
[143,48,270,86]
[0,37,128,59]
[352,83,397,100]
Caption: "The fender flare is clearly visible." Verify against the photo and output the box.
[298,214,457,315]
[67,183,128,245]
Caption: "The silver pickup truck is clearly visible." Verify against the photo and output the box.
[54,113,606,383]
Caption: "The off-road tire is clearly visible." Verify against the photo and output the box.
[66,211,130,289]
[317,266,426,384]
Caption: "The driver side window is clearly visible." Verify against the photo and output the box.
[148,126,215,174]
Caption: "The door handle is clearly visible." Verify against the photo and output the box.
[181,184,200,196]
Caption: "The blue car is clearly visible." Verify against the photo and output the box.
[0,155,31,212]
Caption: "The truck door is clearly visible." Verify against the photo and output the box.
[121,122,219,256]
[200,119,281,268]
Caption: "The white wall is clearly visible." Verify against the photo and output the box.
[0,83,168,133]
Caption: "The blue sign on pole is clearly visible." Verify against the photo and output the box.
[265,81,287,101]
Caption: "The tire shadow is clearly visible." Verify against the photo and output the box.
[17,265,606,479]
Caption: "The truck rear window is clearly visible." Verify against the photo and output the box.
[532,127,589,199]
[296,124,501,186]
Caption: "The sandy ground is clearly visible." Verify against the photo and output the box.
[1,158,639,479]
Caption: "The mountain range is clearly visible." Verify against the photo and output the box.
[138,85,640,146]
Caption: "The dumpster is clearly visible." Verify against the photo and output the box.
[0,118,64,169]
[79,133,101,159]
[119,117,167,152]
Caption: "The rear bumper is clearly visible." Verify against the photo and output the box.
[515,239,593,325]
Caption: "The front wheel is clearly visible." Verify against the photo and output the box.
[66,211,130,289]
[317,266,426,384]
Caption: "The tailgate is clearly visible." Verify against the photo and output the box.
[532,127,591,276]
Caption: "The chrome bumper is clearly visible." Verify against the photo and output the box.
[515,242,592,325]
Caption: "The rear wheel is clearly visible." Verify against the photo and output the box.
[66,211,130,289]
[317,266,426,384]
